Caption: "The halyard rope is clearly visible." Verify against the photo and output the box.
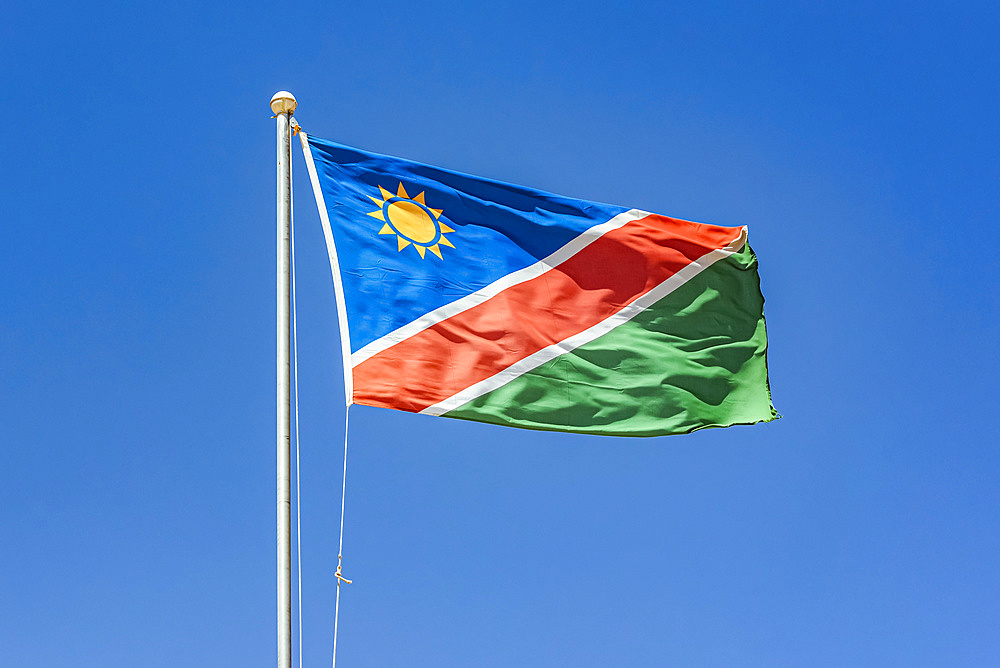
[332,405,351,667]
[291,158,304,668]
[289,116,351,666]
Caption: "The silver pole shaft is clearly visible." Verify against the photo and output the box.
[272,91,296,668]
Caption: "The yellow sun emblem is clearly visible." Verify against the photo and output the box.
[367,183,456,259]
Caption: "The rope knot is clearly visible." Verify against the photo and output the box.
[335,555,352,585]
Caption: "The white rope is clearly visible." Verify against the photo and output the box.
[290,153,304,668]
[294,120,351,666]
[331,405,351,668]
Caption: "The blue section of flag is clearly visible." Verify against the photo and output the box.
[306,136,629,354]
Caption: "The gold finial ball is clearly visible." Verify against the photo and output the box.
[270,91,297,115]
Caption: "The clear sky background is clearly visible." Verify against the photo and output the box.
[3,1,998,666]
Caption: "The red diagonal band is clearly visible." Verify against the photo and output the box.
[353,214,743,413]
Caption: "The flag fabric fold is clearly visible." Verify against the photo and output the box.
[301,132,776,437]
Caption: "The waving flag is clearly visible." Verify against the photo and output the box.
[300,133,777,437]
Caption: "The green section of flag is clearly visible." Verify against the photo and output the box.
[442,243,777,437]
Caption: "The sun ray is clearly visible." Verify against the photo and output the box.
[369,210,386,221]
[439,222,454,233]
[427,244,443,259]
[439,235,455,248]
[378,185,393,200]
[378,223,394,235]
[430,208,444,219]
[414,191,426,204]
[396,183,409,199]
[416,245,427,258]
[397,237,411,251]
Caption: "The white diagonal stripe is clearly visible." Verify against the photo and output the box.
[420,226,749,416]
[351,208,651,367]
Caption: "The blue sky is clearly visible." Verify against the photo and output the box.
[2,1,998,665]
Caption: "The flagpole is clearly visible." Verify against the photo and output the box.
[271,90,296,668]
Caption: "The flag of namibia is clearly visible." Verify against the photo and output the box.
[301,134,777,437]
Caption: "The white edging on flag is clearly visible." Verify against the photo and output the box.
[350,208,650,367]
[420,226,749,417]
[299,131,355,406]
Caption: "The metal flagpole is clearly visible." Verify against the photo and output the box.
[271,90,296,668]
